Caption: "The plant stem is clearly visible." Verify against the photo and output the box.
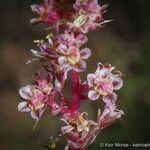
[71,70,80,113]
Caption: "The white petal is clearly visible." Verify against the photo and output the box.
[55,79,62,92]
[30,108,45,121]
[30,18,41,24]
[61,126,74,134]
[87,73,94,87]
[80,48,91,59]
[95,65,101,74]
[58,43,68,54]
[18,101,30,112]
[103,93,117,107]
[58,56,70,68]
[88,90,100,101]
[62,67,70,81]
[30,5,39,13]
[99,68,110,78]
[97,109,101,119]
[47,38,53,45]
[19,85,32,99]
[38,108,45,118]
[110,75,123,90]
[72,60,86,72]
[79,60,86,70]
[30,110,39,121]
[65,145,69,150]
[76,34,88,46]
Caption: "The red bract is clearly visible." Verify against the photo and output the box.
[18,0,124,149]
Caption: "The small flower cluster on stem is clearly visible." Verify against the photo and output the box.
[18,0,124,149]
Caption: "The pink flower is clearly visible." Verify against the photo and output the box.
[30,0,60,25]
[87,63,123,105]
[56,33,91,72]
[33,71,54,94]
[61,112,98,149]
[98,104,124,130]
[56,33,88,48]
[31,33,89,70]
[18,71,54,121]
[18,85,46,121]
[58,45,91,72]
[67,0,107,33]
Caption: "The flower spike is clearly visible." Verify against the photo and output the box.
[18,0,124,149]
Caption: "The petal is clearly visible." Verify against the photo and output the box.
[80,25,89,33]
[30,49,46,58]
[51,107,61,116]
[18,101,30,112]
[103,92,117,107]
[55,79,62,92]
[30,110,39,121]
[88,90,100,101]
[47,38,53,45]
[38,108,45,118]
[80,48,91,59]
[58,43,68,54]
[76,34,88,46]
[79,60,86,70]
[58,56,70,68]
[31,108,45,121]
[31,4,45,14]
[30,18,41,24]
[87,73,94,87]
[110,75,123,90]
[72,60,86,72]
[62,67,70,81]
[99,68,110,78]
[19,85,32,100]
[95,64,101,74]
[61,126,74,134]
[30,4,40,14]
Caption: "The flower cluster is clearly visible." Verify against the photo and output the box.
[67,0,108,33]
[18,0,124,149]
[61,113,98,149]
[87,63,123,105]
[18,71,54,121]
[30,0,72,27]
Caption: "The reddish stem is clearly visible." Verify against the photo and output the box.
[71,70,80,113]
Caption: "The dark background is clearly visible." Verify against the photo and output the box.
[0,0,150,149]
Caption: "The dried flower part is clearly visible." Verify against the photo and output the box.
[61,112,98,149]
[87,63,123,105]
[98,105,124,130]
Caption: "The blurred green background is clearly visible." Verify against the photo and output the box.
[0,0,150,149]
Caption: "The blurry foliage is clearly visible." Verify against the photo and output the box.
[0,0,150,150]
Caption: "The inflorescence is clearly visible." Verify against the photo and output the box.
[18,1,124,149]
